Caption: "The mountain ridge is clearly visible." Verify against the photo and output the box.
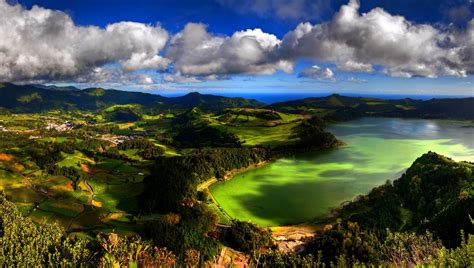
[1,83,473,120]
[0,83,264,112]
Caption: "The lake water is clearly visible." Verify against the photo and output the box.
[210,118,474,226]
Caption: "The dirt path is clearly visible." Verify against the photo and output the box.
[271,225,323,253]
[197,161,270,192]
[215,247,249,268]
[83,179,94,205]
[197,178,217,191]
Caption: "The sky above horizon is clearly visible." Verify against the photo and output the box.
[0,0,473,96]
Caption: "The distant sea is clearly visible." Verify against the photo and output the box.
[159,92,473,104]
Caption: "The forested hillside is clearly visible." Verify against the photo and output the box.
[305,152,474,266]
[0,83,263,113]
[336,152,473,247]
[267,94,474,120]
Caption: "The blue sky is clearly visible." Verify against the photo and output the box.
[14,0,471,34]
[3,0,474,97]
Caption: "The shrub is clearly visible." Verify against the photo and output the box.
[227,221,273,254]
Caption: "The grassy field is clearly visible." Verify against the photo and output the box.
[206,108,307,147]
[0,110,164,234]
[1,108,311,230]
[1,152,148,234]
[224,122,301,146]
[57,151,95,168]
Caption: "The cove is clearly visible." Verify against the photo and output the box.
[209,118,474,226]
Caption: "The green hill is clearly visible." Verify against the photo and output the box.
[171,108,241,148]
[0,83,264,113]
[0,83,166,112]
[267,94,474,120]
[338,152,474,247]
[165,92,263,111]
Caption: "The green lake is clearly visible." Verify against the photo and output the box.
[210,118,474,226]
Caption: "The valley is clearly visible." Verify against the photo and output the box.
[0,83,473,266]
[2,0,473,266]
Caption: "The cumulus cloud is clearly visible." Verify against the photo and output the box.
[121,54,170,72]
[337,61,373,73]
[167,1,473,79]
[0,0,169,83]
[346,77,367,83]
[71,67,158,86]
[165,23,293,78]
[163,73,202,83]
[1,0,473,85]
[299,65,335,81]
[163,72,223,83]
[280,0,473,78]
[137,75,154,85]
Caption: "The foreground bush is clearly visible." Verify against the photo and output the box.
[227,221,273,254]
[0,194,94,266]
[0,193,177,267]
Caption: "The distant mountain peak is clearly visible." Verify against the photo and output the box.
[186,92,201,96]
[29,84,80,91]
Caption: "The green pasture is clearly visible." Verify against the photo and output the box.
[97,158,123,170]
[119,149,142,161]
[38,199,84,217]
[216,108,304,127]
[224,122,300,146]
[142,114,162,120]
[88,176,144,213]
[104,104,140,112]
[65,189,90,204]
[57,151,94,168]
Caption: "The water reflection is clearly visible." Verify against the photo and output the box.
[211,118,474,226]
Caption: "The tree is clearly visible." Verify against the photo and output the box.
[227,221,273,254]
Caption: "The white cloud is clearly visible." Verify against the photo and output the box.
[0,1,169,83]
[346,77,367,83]
[337,61,373,73]
[1,0,473,86]
[121,53,170,72]
[72,67,158,86]
[138,75,154,85]
[299,65,335,81]
[163,73,201,83]
[163,72,222,83]
[165,23,293,77]
[280,0,473,78]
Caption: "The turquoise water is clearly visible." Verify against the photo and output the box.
[210,118,474,226]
